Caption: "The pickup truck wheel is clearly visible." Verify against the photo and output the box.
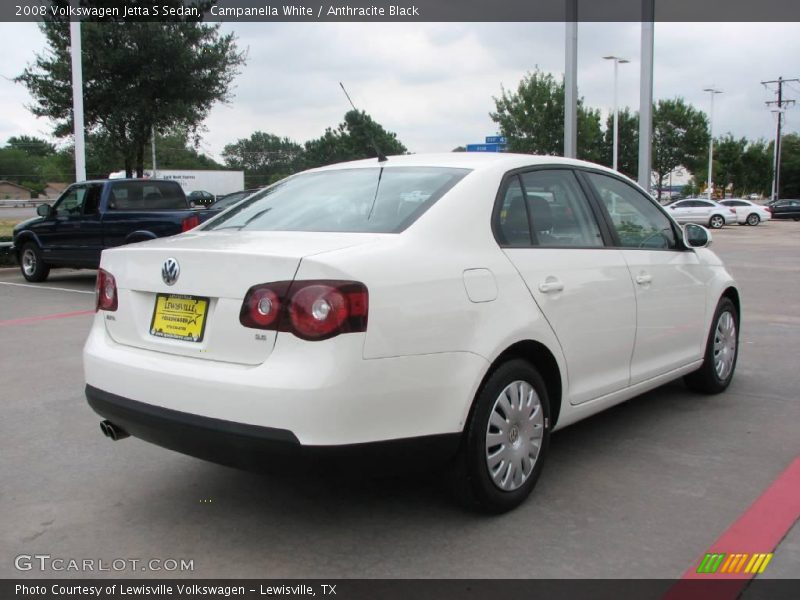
[20,242,50,282]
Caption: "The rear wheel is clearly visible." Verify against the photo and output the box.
[746,213,760,226]
[684,297,738,394]
[20,242,50,282]
[709,215,725,229]
[452,359,550,513]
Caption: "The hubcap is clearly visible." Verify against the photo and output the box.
[748,214,759,225]
[485,380,544,492]
[711,216,723,228]
[22,249,36,276]
[713,311,737,380]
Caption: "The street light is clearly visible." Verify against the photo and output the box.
[603,56,630,172]
[703,87,723,199]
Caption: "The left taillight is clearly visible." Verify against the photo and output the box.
[240,280,368,341]
[95,268,118,312]
[182,214,200,232]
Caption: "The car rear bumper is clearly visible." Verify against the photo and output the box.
[86,384,461,471]
[83,315,487,447]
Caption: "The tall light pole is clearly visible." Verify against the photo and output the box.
[703,87,723,199]
[564,2,578,159]
[69,20,86,182]
[638,16,654,192]
[603,56,630,171]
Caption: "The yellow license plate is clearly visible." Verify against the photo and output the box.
[149,294,209,342]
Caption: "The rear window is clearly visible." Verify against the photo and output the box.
[204,167,470,233]
[108,181,189,210]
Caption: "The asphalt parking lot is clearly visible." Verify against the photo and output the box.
[1,222,798,580]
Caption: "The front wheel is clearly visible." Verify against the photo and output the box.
[451,359,550,513]
[20,242,50,282]
[746,213,761,226]
[709,215,725,229]
[684,297,738,394]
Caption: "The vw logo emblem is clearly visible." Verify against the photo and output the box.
[162,258,180,286]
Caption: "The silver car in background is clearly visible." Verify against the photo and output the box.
[665,198,736,229]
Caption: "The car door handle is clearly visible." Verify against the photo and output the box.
[538,278,564,294]
[635,273,653,285]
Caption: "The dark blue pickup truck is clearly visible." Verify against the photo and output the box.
[12,179,201,282]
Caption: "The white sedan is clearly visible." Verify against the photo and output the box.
[84,154,740,513]
[665,198,737,229]
[719,199,772,226]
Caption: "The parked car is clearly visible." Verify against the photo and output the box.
[718,199,772,225]
[13,179,201,282]
[199,188,261,222]
[664,198,736,229]
[187,190,216,207]
[84,154,739,513]
[766,199,800,220]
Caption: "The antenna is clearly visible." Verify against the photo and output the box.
[339,82,387,162]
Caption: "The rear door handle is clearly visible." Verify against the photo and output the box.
[635,273,652,285]
[538,278,564,294]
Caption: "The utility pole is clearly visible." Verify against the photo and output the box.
[703,87,723,200]
[151,126,157,178]
[762,76,798,201]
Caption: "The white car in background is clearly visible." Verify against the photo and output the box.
[719,199,772,226]
[84,153,740,513]
[665,198,736,229]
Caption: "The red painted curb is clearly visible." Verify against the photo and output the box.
[664,456,800,600]
[0,309,94,327]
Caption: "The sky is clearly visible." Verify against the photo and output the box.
[1,21,799,163]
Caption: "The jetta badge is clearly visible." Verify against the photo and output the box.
[161,258,180,286]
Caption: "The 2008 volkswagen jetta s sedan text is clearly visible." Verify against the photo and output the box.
[84,153,740,513]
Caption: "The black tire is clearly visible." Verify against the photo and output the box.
[708,214,725,229]
[684,297,739,394]
[19,242,50,282]
[746,213,760,226]
[451,359,551,513]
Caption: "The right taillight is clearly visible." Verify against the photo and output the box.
[239,280,368,341]
[95,268,118,312]
[182,214,200,232]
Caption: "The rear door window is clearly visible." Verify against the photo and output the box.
[107,181,189,210]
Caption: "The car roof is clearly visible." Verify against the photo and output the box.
[307,152,624,176]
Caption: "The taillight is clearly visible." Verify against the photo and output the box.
[182,214,200,232]
[95,269,118,312]
[240,280,368,341]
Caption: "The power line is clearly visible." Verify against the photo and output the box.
[761,76,799,200]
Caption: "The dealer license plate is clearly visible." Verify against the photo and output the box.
[149,294,209,342]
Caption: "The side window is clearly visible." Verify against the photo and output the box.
[54,186,86,217]
[520,170,603,248]
[496,177,531,247]
[586,172,678,250]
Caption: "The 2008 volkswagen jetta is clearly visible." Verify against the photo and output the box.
[84,153,740,513]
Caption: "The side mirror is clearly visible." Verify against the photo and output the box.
[36,204,52,218]
[684,223,712,248]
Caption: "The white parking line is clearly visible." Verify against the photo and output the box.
[0,281,94,294]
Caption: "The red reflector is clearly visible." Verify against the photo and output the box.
[182,214,200,232]
[95,269,118,312]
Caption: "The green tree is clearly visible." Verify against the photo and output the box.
[778,133,800,198]
[145,131,222,171]
[652,98,709,198]
[6,135,56,158]
[222,132,303,187]
[741,140,772,197]
[17,1,245,177]
[490,69,605,162]
[302,110,407,169]
[602,108,639,179]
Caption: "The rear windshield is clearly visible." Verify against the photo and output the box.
[203,167,470,233]
[108,181,189,210]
